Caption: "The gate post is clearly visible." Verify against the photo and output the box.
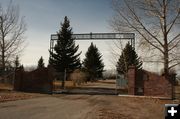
[128,66,136,95]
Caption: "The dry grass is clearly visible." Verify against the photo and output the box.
[0,83,46,102]
[53,81,74,89]
[97,79,116,84]
[53,69,87,89]
[0,83,13,91]
[96,96,176,119]
[69,70,87,86]
[53,94,176,119]
[0,92,42,102]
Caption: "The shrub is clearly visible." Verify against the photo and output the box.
[69,69,87,86]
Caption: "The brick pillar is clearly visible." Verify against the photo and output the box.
[169,74,176,99]
[48,65,54,93]
[128,66,136,95]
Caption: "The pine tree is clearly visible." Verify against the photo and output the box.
[49,16,81,87]
[14,56,20,69]
[116,42,142,75]
[13,56,24,71]
[37,56,45,68]
[83,42,104,81]
[19,64,24,71]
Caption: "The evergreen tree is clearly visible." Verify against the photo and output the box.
[37,56,45,68]
[49,16,81,87]
[13,56,24,71]
[83,42,104,81]
[19,64,24,71]
[116,42,142,75]
[14,56,20,69]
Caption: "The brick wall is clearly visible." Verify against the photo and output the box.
[143,71,173,98]
[14,66,54,93]
[128,67,174,98]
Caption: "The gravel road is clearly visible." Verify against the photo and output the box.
[0,94,173,119]
[0,95,98,119]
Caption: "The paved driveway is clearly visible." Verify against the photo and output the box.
[0,95,97,119]
[0,94,172,119]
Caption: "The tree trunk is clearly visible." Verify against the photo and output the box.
[163,31,169,78]
[164,48,169,77]
[2,49,5,72]
[0,16,5,72]
[62,79,65,89]
[1,37,5,72]
[163,0,169,78]
[62,69,66,89]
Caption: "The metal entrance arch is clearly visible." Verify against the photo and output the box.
[50,32,135,94]
[50,32,135,56]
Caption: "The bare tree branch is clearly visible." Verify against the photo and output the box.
[111,0,180,76]
[167,10,180,34]
[0,1,26,71]
[169,62,180,70]
[168,34,180,46]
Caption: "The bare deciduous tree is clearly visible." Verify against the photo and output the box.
[111,0,180,77]
[0,2,26,71]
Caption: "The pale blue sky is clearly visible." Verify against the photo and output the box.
[1,0,117,69]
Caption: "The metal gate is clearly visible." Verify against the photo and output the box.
[116,74,127,88]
